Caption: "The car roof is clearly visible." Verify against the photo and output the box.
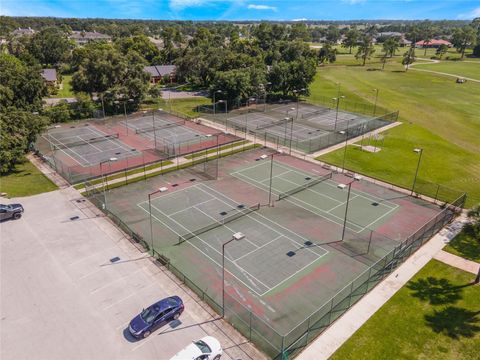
[151,297,179,311]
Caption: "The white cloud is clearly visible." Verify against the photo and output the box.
[170,0,209,10]
[247,4,277,11]
[341,0,367,4]
[292,18,308,22]
[457,7,480,20]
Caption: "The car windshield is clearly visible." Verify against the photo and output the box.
[140,307,157,324]
[167,298,178,307]
[194,340,212,354]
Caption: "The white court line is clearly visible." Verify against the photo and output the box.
[231,171,364,233]
[167,198,217,217]
[327,195,359,213]
[136,203,272,296]
[233,235,283,262]
[198,184,328,258]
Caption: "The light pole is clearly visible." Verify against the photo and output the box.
[99,157,118,210]
[336,82,341,99]
[118,98,134,134]
[262,82,272,112]
[268,150,284,206]
[294,88,305,120]
[411,148,423,196]
[341,178,360,241]
[148,188,163,256]
[222,232,245,317]
[152,108,162,149]
[373,88,379,116]
[340,119,351,173]
[218,100,228,131]
[213,90,222,117]
[332,96,346,132]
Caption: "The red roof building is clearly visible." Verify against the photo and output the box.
[415,39,452,48]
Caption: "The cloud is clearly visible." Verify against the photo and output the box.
[170,0,209,10]
[341,0,367,4]
[247,4,277,11]
[457,7,480,20]
[292,18,308,22]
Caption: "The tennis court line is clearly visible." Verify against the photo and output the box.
[148,198,273,292]
[199,183,329,258]
[136,202,272,296]
[231,171,364,233]
[42,134,91,166]
[167,198,217,217]
[233,235,283,262]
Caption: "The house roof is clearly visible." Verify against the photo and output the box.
[41,69,57,82]
[144,65,176,77]
[11,27,35,36]
[415,39,452,46]
[70,31,111,40]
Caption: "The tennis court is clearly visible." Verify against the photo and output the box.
[138,183,328,296]
[231,160,399,234]
[124,114,207,145]
[42,125,140,167]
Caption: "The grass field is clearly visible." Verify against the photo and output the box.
[331,260,480,360]
[413,61,480,80]
[55,75,74,98]
[142,96,210,118]
[309,60,480,207]
[444,230,480,263]
[0,159,58,197]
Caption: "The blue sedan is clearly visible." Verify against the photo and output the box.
[128,296,184,338]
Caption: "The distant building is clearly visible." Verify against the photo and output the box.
[415,39,452,48]
[70,31,111,45]
[377,32,402,38]
[144,65,176,84]
[399,37,412,47]
[11,27,35,37]
[41,69,57,86]
[148,36,164,49]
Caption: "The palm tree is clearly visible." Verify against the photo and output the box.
[402,47,416,71]
[383,37,400,58]
[355,35,375,66]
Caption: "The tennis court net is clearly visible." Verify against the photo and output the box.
[256,118,290,130]
[178,203,260,243]
[135,119,185,134]
[51,133,119,149]
[278,172,333,200]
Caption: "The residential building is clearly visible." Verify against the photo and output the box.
[41,69,58,86]
[11,27,35,37]
[415,39,452,48]
[70,31,111,45]
[144,65,176,84]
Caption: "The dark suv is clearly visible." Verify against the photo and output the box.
[0,204,24,220]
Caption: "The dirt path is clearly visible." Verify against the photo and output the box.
[410,58,480,82]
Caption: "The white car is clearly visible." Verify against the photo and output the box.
[170,336,222,360]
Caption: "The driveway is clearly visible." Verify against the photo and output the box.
[0,188,264,360]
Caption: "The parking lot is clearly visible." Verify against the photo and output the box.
[0,189,265,360]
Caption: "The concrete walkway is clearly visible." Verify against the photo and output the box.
[410,58,480,83]
[433,250,480,275]
[297,213,469,360]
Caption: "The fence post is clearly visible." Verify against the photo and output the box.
[249,311,252,341]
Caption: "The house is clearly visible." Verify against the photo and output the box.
[415,39,452,48]
[144,65,176,84]
[11,27,35,37]
[41,69,57,86]
[399,37,412,47]
[70,31,111,45]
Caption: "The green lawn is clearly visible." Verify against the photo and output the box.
[142,96,210,118]
[0,159,58,197]
[331,260,480,360]
[55,75,74,98]
[444,230,480,263]
[413,61,480,81]
[309,62,480,207]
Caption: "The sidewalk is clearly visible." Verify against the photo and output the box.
[297,213,468,360]
[433,250,480,275]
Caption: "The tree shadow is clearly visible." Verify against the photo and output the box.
[407,277,470,305]
[425,306,480,339]
[448,229,480,262]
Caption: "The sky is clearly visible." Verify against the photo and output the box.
[0,0,479,21]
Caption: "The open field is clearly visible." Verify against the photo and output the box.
[0,159,57,197]
[143,96,210,118]
[413,61,480,80]
[331,259,480,360]
[309,61,480,207]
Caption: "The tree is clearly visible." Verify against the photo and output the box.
[268,58,316,97]
[0,53,46,112]
[419,21,434,56]
[436,44,448,59]
[452,26,477,59]
[383,37,400,58]
[209,69,252,108]
[28,27,72,66]
[342,27,359,54]
[318,44,337,65]
[355,36,375,66]
[325,25,340,44]
[0,111,49,173]
[115,35,161,64]
[405,25,421,47]
[402,47,416,71]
